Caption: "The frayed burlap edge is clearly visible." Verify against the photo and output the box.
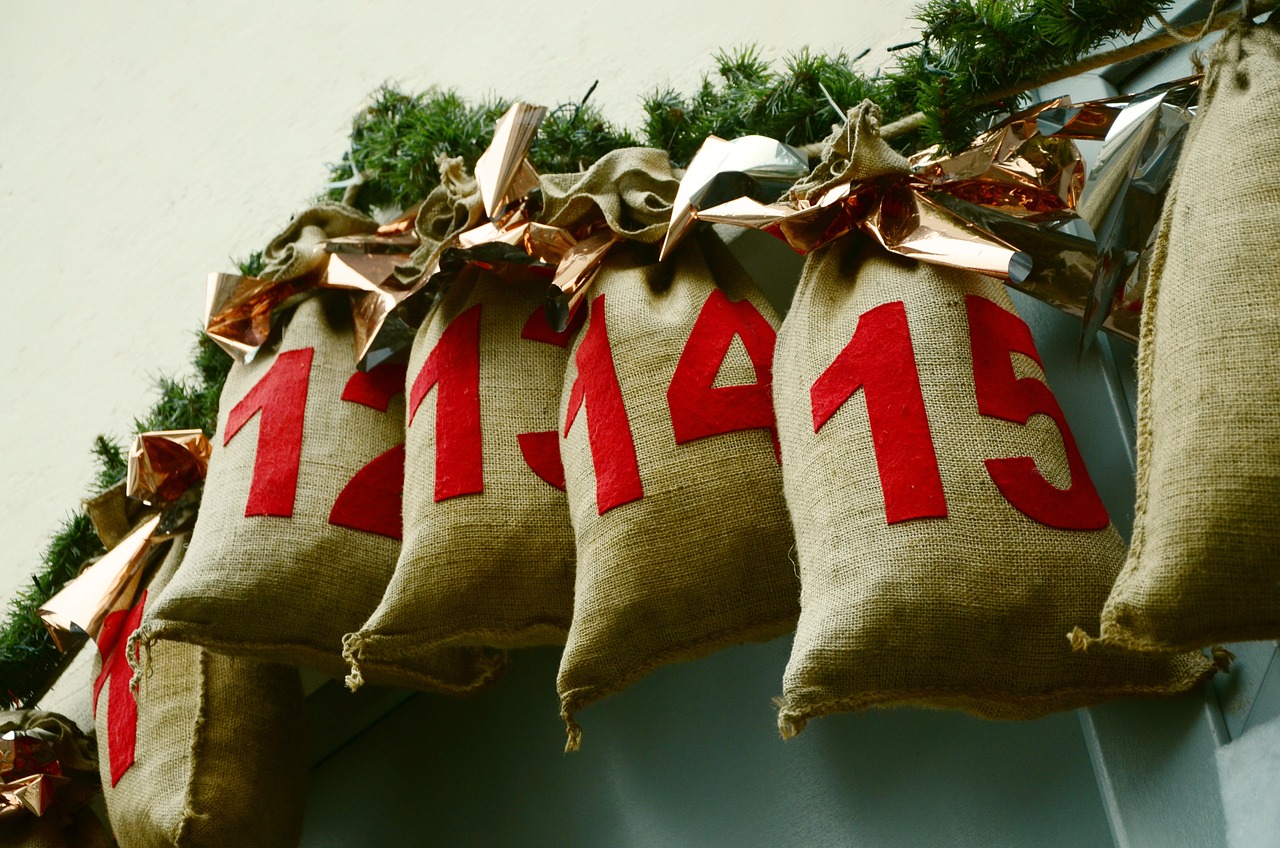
[774,649,1217,739]
[340,622,561,692]
[134,621,505,696]
[339,631,509,694]
[558,613,797,753]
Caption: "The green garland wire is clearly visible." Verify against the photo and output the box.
[2,2,1185,708]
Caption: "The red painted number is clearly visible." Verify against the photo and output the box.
[225,348,313,517]
[668,289,780,459]
[328,362,408,539]
[515,303,580,491]
[966,295,1109,530]
[93,590,147,786]
[409,304,484,502]
[811,301,948,524]
[564,294,643,515]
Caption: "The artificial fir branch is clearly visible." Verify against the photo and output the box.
[909,0,1176,149]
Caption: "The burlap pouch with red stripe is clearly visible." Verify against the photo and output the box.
[94,535,307,848]
[557,225,798,750]
[342,264,578,684]
[141,293,500,691]
[773,231,1214,735]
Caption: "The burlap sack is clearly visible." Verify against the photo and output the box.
[557,229,798,749]
[343,265,578,683]
[94,536,307,848]
[773,105,1214,735]
[142,293,501,691]
[1094,19,1280,652]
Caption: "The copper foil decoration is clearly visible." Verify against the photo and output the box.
[206,229,419,368]
[1051,76,1200,347]
[0,725,76,819]
[205,267,323,362]
[126,430,211,507]
[476,102,547,219]
[659,134,809,261]
[0,773,69,818]
[425,100,629,333]
[691,97,1084,283]
[37,515,162,651]
[684,77,1201,343]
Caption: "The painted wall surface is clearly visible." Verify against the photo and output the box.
[0,0,920,602]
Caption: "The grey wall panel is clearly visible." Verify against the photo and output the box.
[304,643,1114,847]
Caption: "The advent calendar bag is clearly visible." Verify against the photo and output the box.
[343,265,578,685]
[1095,19,1280,652]
[95,536,307,848]
[557,231,798,749]
[774,236,1214,734]
[142,294,501,691]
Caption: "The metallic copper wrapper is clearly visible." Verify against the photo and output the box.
[205,268,323,362]
[1074,77,1199,347]
[476,102,547,219]
[37,515,162,651]
[545,230,624,332]
[0,773,68,818]
[126,430,211,506]
[696,98,1082,283]
[207,238,419,369]
[660,134,808,260]
[693,77,1200,342]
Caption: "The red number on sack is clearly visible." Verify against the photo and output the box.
[965,295,1109,530]
[93,590,146,786]
[811,301,948,524]
[514,304,584,491]
[564,294,643,515]
[668,289,780,459]
[328,363,408,539]
[409,304,484,502]
[225,348,313,517]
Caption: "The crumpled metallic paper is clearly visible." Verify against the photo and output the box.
[476,102,547,219]
[659,134,809,261]
[690,97,1084,283]
[205,226,419,369]
[0,772,69,818]
[37,515,162,651]
[684,77,1201,343]
[1050,76,1200,346]
[126,430,211,507]
[420,101,630,334]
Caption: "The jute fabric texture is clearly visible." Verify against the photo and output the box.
[774,240,1214,734]
[345,265,576,684]
[538,148,679,244]
[96,537,308,848]
[143,295,501,691]
[1096,19,1280,651]
[557,233,798,750]
[258,201,377,282]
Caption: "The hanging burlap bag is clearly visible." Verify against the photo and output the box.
[142,285,500,690]
[94,536,307,848]
[343,263,578,684]
[774,106,1213,736]
[1092,19,1280,652]
[549,149,798,748]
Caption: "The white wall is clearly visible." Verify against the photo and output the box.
[0,0,919,602]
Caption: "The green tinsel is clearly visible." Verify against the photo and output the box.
[3,3,1190,707]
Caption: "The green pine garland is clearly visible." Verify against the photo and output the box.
[3,2,1188,709]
